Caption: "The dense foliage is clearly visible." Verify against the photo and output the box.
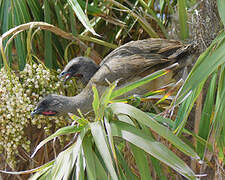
[0,0,224,180]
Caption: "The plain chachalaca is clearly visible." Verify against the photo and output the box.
[31,38,194,117]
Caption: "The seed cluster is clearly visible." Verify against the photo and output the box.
[0,63,71,167]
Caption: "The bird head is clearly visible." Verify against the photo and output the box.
[58,58,83,82]
[31,94,66,117]
[58,57,99,84]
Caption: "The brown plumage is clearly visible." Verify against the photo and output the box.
[31,38,194,117]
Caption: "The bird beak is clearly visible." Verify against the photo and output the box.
[31,108,41,118]
[58,71,72,83]
[58,72,66,79]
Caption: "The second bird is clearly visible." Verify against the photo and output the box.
[58,56,99,85]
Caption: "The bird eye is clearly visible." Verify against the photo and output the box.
[41,100,47,106]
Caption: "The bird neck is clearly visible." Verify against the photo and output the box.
[69,86,94,114]
[63,80,108,115]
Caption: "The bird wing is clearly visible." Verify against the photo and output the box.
[93,38,192,87]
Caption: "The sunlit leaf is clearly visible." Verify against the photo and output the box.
[67,0,99,36]
[90,122,118,180]
[218,0,225,27]
[111,121,196,180]
[109,103,199,160]
[92,84,100,116]
[31,125,84,158]
[51,128,87,179]
[0,161,53,176]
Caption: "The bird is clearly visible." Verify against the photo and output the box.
[31,38,194,117]
[58,56,99,85]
